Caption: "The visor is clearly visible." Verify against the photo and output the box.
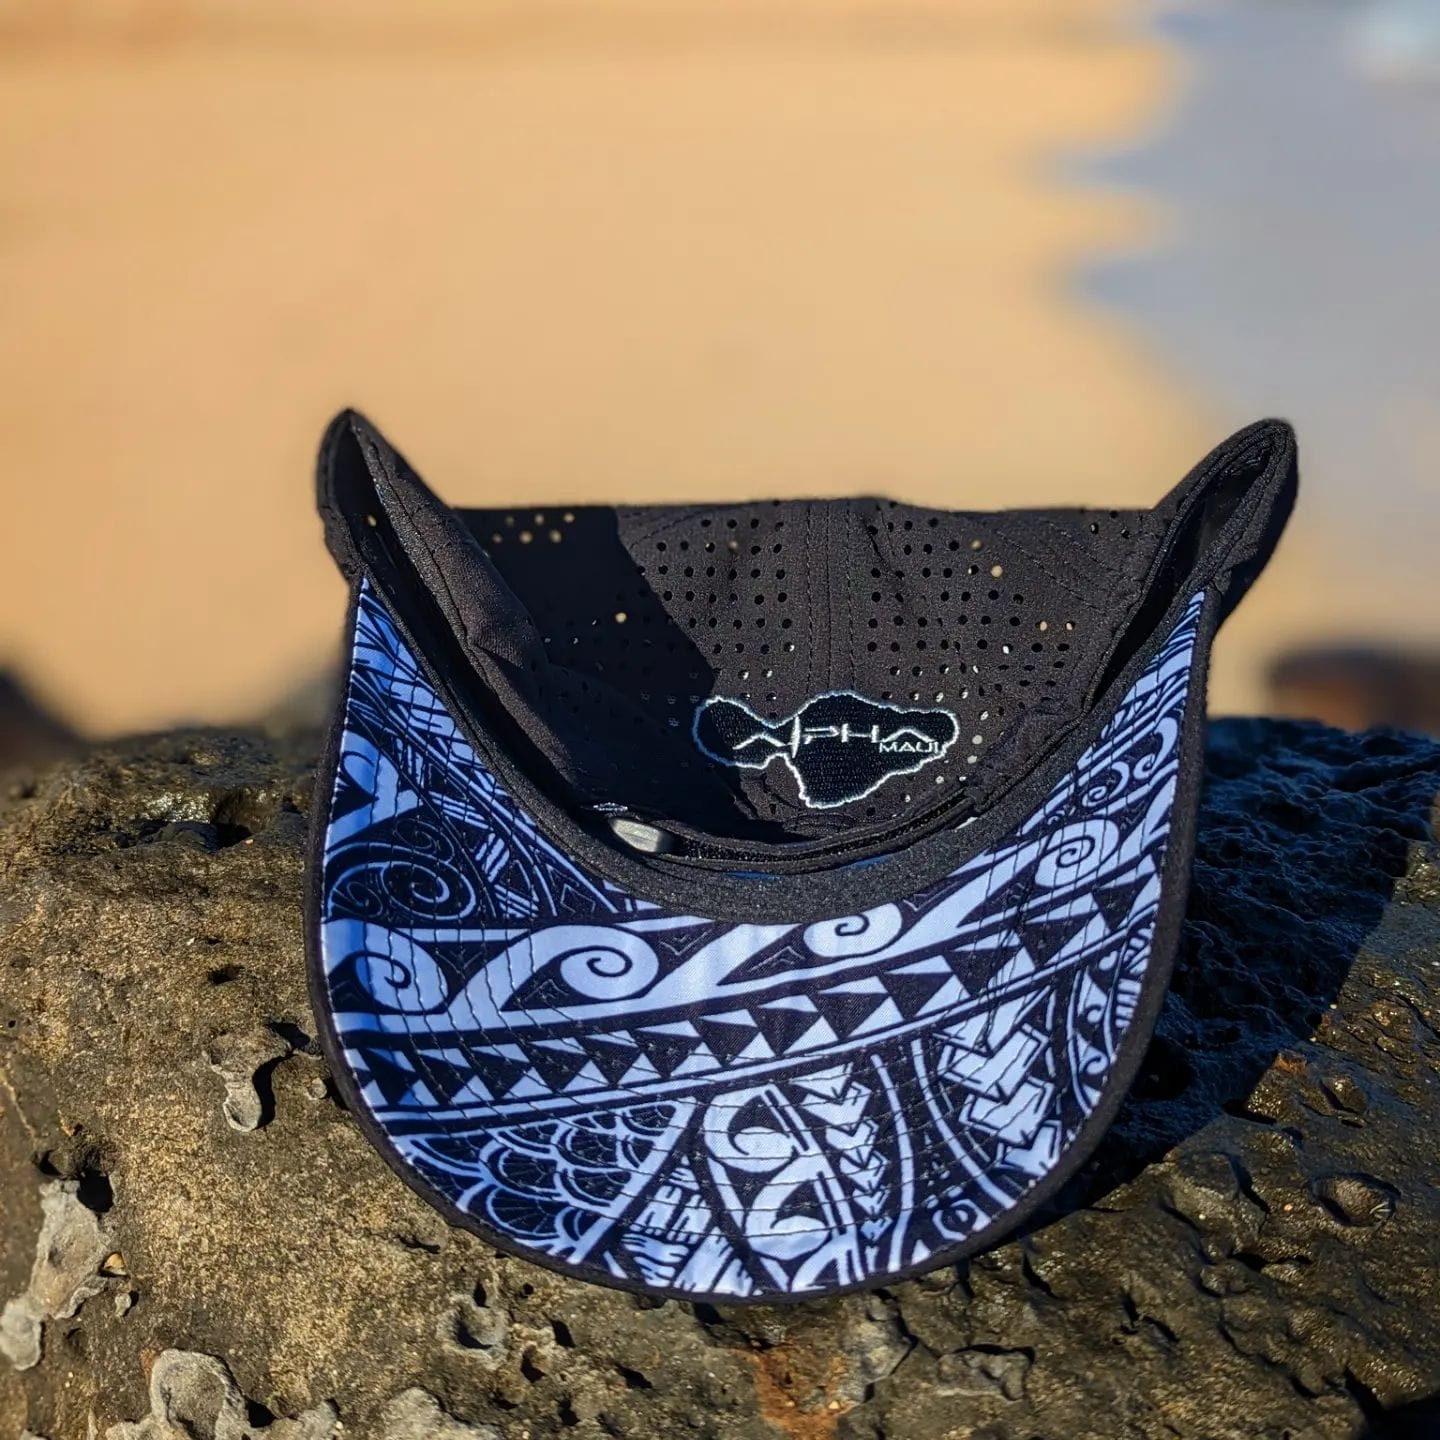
[306,413,1295,1301]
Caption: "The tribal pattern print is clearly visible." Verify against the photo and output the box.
[317,583,1204,1298]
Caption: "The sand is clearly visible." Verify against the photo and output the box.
[0,1,1312,732]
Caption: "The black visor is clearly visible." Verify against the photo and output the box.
[306,414,1295,1301]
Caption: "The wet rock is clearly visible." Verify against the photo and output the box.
[1308,1172,1398,1228]
[0,720,1438,1440]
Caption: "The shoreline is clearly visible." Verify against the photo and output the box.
[0,0,1307,732]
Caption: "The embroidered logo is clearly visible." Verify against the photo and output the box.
[693,691,960,808]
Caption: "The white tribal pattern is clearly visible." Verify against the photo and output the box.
[316,583,1203,1297]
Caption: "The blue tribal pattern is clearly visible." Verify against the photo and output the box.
[317,584,1203,1298]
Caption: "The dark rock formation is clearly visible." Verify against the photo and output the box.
[1,720,1438,1440]
[1268,646,1440,737]
[0,672,79,773]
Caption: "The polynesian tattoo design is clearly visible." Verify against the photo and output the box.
[317,583,1203,1298]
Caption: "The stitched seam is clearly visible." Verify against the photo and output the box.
[1035,514,1125,581]
[986,518,1117,613]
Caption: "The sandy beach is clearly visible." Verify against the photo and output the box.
[0,0,1327,732]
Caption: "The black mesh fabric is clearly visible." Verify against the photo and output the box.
[456,500,1164,843]
[317,411,1296,862]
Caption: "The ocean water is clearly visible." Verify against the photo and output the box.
[1080,0,1440,639]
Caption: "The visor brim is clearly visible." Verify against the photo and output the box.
[307,581,1211,1302]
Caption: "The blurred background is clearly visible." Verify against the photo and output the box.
[2,0,1438,763]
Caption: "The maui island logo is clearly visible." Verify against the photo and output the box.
[694,691,960,808]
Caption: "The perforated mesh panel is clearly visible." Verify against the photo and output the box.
[459,499,1161,843]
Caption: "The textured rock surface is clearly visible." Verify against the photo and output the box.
[104,1349,338,1440]
[1,720,1438,1440]
[0,1180,115,1372]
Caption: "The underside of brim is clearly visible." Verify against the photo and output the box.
[309,580,1208,1301]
